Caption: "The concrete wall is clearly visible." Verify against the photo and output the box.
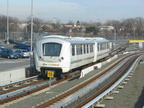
[0,67,32,85]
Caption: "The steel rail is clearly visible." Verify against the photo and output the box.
[35,53,139,108]
[81,54,143,108]
[0,51,140,105]
[0,71,80,104]
[77,55,142,108]
[50,54,140,108]
[0,75,38,89]
[0,75,44,95]
[0,44,127,105]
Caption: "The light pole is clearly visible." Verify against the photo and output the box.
[114,29,117,46]
[30,0,33,52]
[25,23,28,33]
[7,0,9,44]
[29,0,34,76]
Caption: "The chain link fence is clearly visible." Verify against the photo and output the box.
[0,32,46,42]
[0,32,136,45]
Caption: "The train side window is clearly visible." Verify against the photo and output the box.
[84,44,86,54]
[104,43,107,50]
[76,45,80,55]
[87,44,89,53]
[76,45,78,55]
[97,44,99,51]
[106,43,108,49]
[98,43,101,51]
[90,44,93,53]
[107,43,110,49]
[72,45,75,56]
[100,44,102,50]
[80,44,82,55]
[101,44,104,50]
[104,43,106,50]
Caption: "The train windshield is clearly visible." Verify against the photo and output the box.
[43,43,62,56]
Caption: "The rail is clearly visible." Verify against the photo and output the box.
[0,75,40,89]
[34,53,142,108]
[0,70,80,104]
[81,54,143,108]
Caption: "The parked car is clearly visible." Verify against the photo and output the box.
[15,49,30,58]
[13,44,25,49]
[13,44,34,51]
[1,48,19,59]
[0,48,8,57]
[0,45,5,49]
[5,39,25,44]
[0,48,3,57]
[15,40,25,44]
[0,46,5,57]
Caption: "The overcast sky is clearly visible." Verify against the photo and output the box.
[0,0,144,23]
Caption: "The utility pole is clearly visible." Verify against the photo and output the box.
[7,0,9,44]
[30,0,33,52]
[114,29,117,46]
[30,0,34,76]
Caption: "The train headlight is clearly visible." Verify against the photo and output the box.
[58,57,64,62]
[59,59,61,62]
[61,57,64,60]
[39,56,44,61]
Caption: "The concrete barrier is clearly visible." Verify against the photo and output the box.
[0,67,32,85]
[80,63,102,78]
[80,65,94,78]
[80,55,118,78]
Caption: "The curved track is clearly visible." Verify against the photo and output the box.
[1,48,143,108]
[35,53,143,108]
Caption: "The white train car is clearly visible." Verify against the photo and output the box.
[34,35,111,78]
[93,38,111,61]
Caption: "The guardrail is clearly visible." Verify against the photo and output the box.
[81,54,142,108]
[0,77,56,102]
[0,75,39,90]
[49,54,142,108]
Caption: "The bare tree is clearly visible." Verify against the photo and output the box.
[0,15,7,32]
[0,15,19,32]
[134,17,144,36]
[26,17,44,33]
[67,20,74,25]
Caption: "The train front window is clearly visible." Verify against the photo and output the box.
[43,43,62,56]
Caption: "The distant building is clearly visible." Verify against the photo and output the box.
[99,26,114,31]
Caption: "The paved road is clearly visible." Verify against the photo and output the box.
[0,57,30,72]
[0,43,31,72]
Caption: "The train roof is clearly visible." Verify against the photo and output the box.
[38,35,110,44]
[44,35,71,39]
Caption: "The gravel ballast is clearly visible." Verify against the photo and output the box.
[103,59,144,108]
[1,55,144,108]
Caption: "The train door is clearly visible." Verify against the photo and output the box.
[94,42,98,62]
[71,44,79,69]
[76,44,82,67]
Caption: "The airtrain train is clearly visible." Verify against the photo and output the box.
[34,35,112,78]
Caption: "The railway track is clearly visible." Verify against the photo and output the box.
[0,46,142,108]
[0,43,126,94]
[0,45,127,104]
[0,75,43,94]
[34,53,143,108]
[0,70,81,105]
